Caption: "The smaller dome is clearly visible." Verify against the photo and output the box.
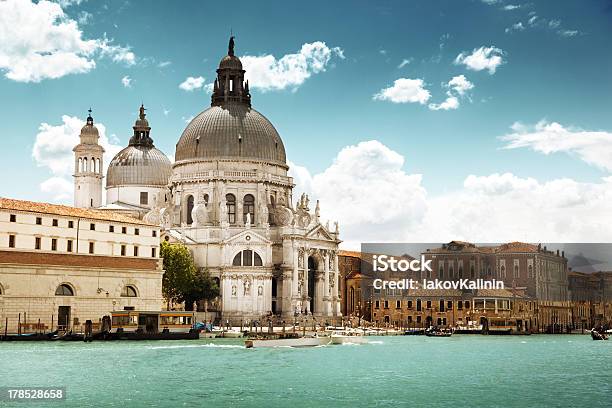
[134,118,150,128]
[79,113,100,144]
[106,145,172,188]
[219,55,243,70]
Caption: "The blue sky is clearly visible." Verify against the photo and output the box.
[1,0,612,246]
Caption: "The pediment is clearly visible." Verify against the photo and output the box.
[222,229,271,245]
[306,224,335,241]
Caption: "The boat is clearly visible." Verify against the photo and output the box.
[404,329,425,335]
[591,329,609,341]
[245,333,329,348]
[330,330,368,345]
[425,327,453,337]
[212,328,244,338]
[105,311,199,340]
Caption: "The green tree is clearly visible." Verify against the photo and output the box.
[160,241,220,311]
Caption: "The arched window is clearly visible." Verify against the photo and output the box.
[83,157,88,172]
[500,265,506,278]
[90,157,95,172]
[55,284,74,296]
[232,250,263,266]
[0,283,3,295]
[350,287,355,312]
[226,194,236,224]
[186,195,194,225]
[243,194,255,224]
[203,194,209,206]
[439,265,444,279]
[514,265,519,278]
[268,195,275,225]
[121,285,138,297]
[96,158,100,174]
[78,158,82,172]
[458,267,463,278]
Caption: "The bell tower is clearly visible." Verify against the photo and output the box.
[73,109,104,208]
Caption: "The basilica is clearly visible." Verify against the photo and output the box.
[73,37,342,322]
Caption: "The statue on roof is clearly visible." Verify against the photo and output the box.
[228,36,235,56]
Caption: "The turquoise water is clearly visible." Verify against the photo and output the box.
[0,335,610,407]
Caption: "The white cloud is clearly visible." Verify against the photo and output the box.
[157,61,172,68]
[204,83,214,94]
[121,75,132,88]
[500,120,612,172]
[503,4,521,10]
[240,41,344,92]
[179,76,205,91]
[454,46,505,74]
[559,29,579,37]
[291,140,612,249]
[428,75,473,111]
[397,58,412,69]
[373,78,431,104]
[40,177,72,202]
[32,115,123,203]
[0,0,136,82]
[505,22,525,33]
[428,96,459,111]
[447,74,474,96]
[290,141,427,247]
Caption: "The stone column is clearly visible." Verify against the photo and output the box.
[333,252,341,316]
[323,251,330,316]
[292,245,299,299]
[303,249,309,314]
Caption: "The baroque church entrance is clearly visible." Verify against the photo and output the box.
[308,257,317,314]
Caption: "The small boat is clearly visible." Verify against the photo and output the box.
[404,329,425,335]
[425,327,453,337]
[212,328,244,338]
[591,329,609,341]
[245,334,329,348]
[330,330,368,345]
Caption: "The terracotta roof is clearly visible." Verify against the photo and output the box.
[495,242,539,253]
[0,197,154,226]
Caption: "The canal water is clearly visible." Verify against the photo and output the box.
[0,335,609,407]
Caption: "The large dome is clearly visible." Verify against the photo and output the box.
[175,102,286,165]
[107,145,172,188]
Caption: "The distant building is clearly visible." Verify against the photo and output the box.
[569,270,612,329]
[0,198,163,333]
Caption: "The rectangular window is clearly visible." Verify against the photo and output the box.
[135,228,139,236]
[51,238,57,251]
[121,245,126,256]
[407,300,413,309]
[375,300,380,309]
[417,316,421,323]
[151,248,157,258]
[384,300,389,309]
[133,246,139,256]
[447,300,453,310]
[89,242,94,254]
[140,192,148,205]
[35,237,41,250]
[426,300,432,309]
[396,300,401,309]
[90,223,95,231]
[122,226,127,234]
[52,219,58,227]
[109,225,115,233]
[9,234,15,248]
[68,220,74,228]
[36,217,42,225]
[67,240,73,252]
[10,214,16,222]
[152,230,157,237]
[457,301,463,310]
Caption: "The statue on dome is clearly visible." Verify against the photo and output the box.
[228,36,235,56]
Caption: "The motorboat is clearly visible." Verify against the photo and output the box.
[330,330,368,345]
[245,333,330,348]
[212,328,244,338]
[425,327,453,337]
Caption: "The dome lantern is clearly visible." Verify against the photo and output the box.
[211,36,251,108]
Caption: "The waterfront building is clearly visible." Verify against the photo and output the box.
[340,250,373,322]
[0,198,163,333]
[569,270,612,329]
[74,37,341,323]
